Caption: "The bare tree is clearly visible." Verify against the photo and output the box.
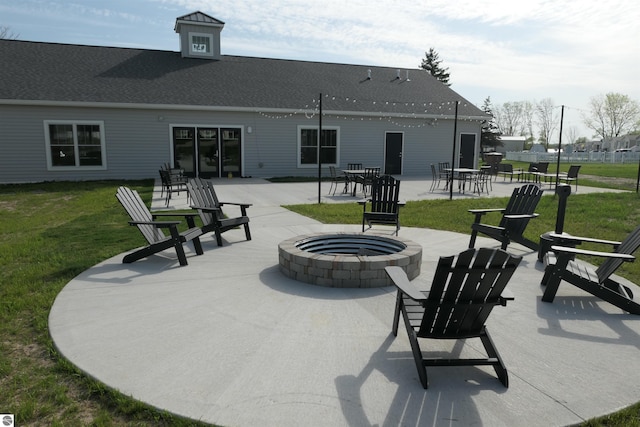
[536,98,558,149]
[582,92,640,139]
[0,26,19,39]
[564,126,578,145]
[521,101,535,140]
[494,101,526,136]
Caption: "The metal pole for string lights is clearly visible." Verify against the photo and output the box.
[555,105,564,190]
[317,93,322,204]
[449,101,459,200]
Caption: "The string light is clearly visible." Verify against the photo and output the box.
[253,93,479,128]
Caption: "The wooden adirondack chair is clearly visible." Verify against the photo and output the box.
[186,178,252,247]
[468,184,544,251]
[358,174,404,235]
[541,225,640,314]
[115,186,203,266]
[385,248,522,389]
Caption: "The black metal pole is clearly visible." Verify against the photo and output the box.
[555,105,564,191]
[449,101,459,201]
[318,93,322,204]
[555,184,571,234]
[636,155,640,193]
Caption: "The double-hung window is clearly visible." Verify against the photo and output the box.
[298,126,339,167]
[45,121,106,169]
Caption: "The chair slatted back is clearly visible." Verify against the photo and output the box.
[596,225,640,283]
[347,163,363,170]
[419,248,522,338]
[500,164,513,173]
[567,165,581,178]
[187,178,222,226]
[116,187,165,243]
[536,162,549,173]
[370,175,401,214]
[498,184,543,236]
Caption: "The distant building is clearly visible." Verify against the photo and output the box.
[530,144,546,153]
[495,136,525,153]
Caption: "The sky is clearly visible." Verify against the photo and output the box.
[2,0,639,141]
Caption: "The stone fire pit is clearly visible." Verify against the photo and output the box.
[278,232,422,288]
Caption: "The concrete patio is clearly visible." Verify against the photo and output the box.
[48,177,640,427]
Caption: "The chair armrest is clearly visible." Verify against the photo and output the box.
[219,202,252,208]
[385,266,427,301]
[547,233,621,247]
[357,198,371,206]
[128,220,181,228]
[468,208,506,215]
[190,205,222,213]
[503,213,539,220]
[550,245,636,261]
[152,212,199,219]
[398,201,406,207]
[499,288,515,305]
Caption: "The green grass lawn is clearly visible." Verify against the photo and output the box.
[1,169,639,426]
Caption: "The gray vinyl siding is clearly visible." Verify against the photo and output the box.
[0,103,481,183]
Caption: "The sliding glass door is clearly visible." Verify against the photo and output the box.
[172,126,242,177]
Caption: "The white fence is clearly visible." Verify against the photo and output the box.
[505,151,640,164]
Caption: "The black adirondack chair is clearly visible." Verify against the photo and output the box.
[115,186,203,266]
[385,247,522,389]
[468,184,544,251]
[541,225,640,314]
[358,174,404,235]
[186,178,252,247]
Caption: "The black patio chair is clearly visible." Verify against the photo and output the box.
[116,186,203,266]
[187,178,252,247]
[358,174,404,235]
[541,225,640,314]
[385,247,522,389]
[328,165,347,195]
[468,184,544,251]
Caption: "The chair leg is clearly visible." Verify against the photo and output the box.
[480,328,508,387]
[402,308,429,389]
[392,291,402,336]
[468,230,478,248]
[244,223,252,241]
[191,236,204,255]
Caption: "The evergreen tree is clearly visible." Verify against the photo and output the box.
[420,48,451,86]
[480,97,502,151]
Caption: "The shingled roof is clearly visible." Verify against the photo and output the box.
[0,39,486,119]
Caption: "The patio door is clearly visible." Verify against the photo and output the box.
[384,132,403,175]
[172,126,242,178]
[459,133,477,169]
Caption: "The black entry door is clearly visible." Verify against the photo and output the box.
[384,132,403,175]
[459,134,476,169]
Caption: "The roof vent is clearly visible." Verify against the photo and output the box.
[405,70,410,81]
[367,69,372,80]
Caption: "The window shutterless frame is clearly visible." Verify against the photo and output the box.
[297,125,339,168]
[44,120,107,170]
